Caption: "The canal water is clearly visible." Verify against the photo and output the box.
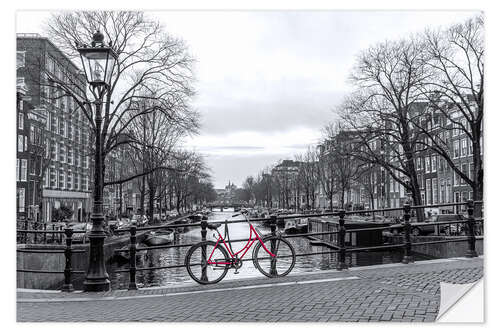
[108,209,431,289]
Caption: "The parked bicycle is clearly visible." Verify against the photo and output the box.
[185,212,296,284]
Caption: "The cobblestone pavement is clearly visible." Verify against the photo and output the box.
[17,257,483,322]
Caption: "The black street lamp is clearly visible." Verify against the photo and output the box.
[76,31,117,292]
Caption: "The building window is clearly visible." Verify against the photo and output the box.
[469,162,474,180]
[60,145,65,162]
[454,191,460,203]
[416,157,422,170]
[44,171,49,188]
[425,156,430,173]
[18,113,24,130]
[16,51,25,68]
[461,138,467,157]
[50,168,56,188]
[24,135,28,151]
[67,147,72,165]
[16,159,20,181]
[29,158,35,175]
[20,159,27,181]
[53,116,58,134]
[453,140,460,158]
[30,125,35,144]
[454,171,459,186]
[426,179,431,205]
[59,119,65,137]
[468,138,473,156]
[431,155,437,172]
[18,188,25,212]
[74,173,79,191]
[432,178,438,204]
[18,135,23,152]
[440,180,445,204]
[461,164,468,184]
[446,179,451,203]
[67,172,72,190]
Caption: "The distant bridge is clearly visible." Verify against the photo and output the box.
[206,201,255,211]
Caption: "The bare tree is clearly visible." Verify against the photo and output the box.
[321,123,364,210]
[339,36,431,220]
[416,15,484,203]
[295,147,319,210]
[40,11,199,204]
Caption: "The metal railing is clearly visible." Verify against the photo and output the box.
[16,227,87,292]
[111,200,483,291]
[16,200,483,292]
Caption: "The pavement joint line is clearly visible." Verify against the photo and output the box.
[17,276,361,303]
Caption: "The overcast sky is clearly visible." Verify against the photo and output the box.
[17,10,478,188]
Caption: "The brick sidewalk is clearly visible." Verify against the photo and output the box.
[17,257,483,322]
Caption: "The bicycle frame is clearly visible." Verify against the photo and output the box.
[207,223,276,265]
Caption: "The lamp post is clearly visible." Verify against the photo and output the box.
[77,31,117,292]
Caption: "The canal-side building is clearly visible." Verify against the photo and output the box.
[17,33,93,222]
[16,78,30,219]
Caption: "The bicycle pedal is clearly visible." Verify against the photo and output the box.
[234,270,240,275]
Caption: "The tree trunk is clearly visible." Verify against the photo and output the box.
[140,176,145,215]
[148,184,155,224]
[119,183,123,217]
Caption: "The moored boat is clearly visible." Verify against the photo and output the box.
[284,218,308,234]
[143,230,175,246]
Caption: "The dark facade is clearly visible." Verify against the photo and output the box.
[17,33,92,222]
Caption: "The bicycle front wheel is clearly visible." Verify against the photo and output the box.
[253,236,296,278]
[185,241,230,285]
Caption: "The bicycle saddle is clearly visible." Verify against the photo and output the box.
[207,222,221,230]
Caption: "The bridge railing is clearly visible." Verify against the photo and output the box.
[112,200,483,290]
[17,200,482,292]
[16,227,87,292]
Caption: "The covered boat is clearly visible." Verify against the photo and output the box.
[143,230,175,246]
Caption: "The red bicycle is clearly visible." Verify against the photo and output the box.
[185,213,296,284]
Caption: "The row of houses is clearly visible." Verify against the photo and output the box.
[16,34,146,222]
[270,104,481,216]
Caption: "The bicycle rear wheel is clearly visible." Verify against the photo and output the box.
[253,236,296,278]
[185,241,230,285]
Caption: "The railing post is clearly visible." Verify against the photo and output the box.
[402,202,414,264]
[200,216,208,282]
[61,228,74,292]
[43,223,47,244]
[336,209,348,270]
[24,220,28,244]
[34,222,38,244]
[269,215,278,276]
[128,225,138,290]
[59,226,63,244]
[465,200,478,258]
[51,225,55,243]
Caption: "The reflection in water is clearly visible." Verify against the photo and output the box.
[108,210,430,289]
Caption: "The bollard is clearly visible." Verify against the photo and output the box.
[269,215,278,276]
[336,210,348,270]
[128,225,138,290]
[402,203,414,264]
[200,216,208,282]
[61,228,74,292]
[465,200,478,258]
